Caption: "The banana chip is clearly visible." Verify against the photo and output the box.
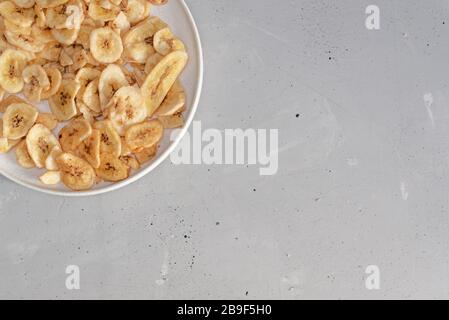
[90,27,123,63]
[141,50,187,115]
[56,152,96,190]
[105,85,146,135]
[26,123,60,168]
[96,153,129,181]
[0,118,21,153]
[36,113,58,130]
[49,79,80,121]
[78,128,101,168]
[39,171,61,184]
[124,16,167,63]
[154,80,185,116]
[59,117,92,152]
[2,102,38,139]
[98,64,128,108]
[22,64,51,103]
[15,140,35,168]
[124,119,163,151]
[153,27,185,56]
[93,119,121,157]
[0,49,29,93]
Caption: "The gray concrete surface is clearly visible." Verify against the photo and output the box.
[2,0,449,299]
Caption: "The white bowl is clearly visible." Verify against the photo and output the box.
[0,0,203,197]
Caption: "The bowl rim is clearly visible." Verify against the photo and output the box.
[0,0,204,197]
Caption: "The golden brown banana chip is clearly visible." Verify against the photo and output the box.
[22,64,51,103]
[41,67,62,100]
[0,49,29,93]
[49,79,80,121]
[56,152,96,190]
[153,27,185,56]
[78,128,100,168]
[124,16,167,63]
[95,153,129,181]
[154,80,185,116]
[39,170,61,185]
[120,154,140,170]
[134,144,157,164]
[105,85,146,135]
[59,117,92,152]
[2,102,38,139]
[157,113,184,129]
[45,145,62,170]
[93,119,121,157]
[15,140,35,168]
[0,118,21,153]
[90,27,123,64]
[98,64,128,108]
[141,50,187,116]
[26,124,60,168]
[0,1,35,28]
[124,119,163,151]
[36,113,58,130]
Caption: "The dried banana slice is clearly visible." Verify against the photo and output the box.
[124,0,149,25]
[88,0,120,22]
[153,27,185,56]
[119,154,139,170]
[93,120,121,157]
[51,27,80,46]
[78,128,100,168]
[26,123,60,168]
[157,113,184,129]
[90,27,123,64]
[15,139,35,168]
[59,117,92,152]
[82,78,101,113]
[56,152,96,190]
[22,64,50,103]
[98,64,128,108]
[49,78,80,121]
[2,102,38,139]
[144,52,163,73]
[96,153,129,181]
[3,19,32,36]
[0,118,21,153]
[75,66,100,99]
[141,50,187,116]
[39,170,61,184]
[45,145,62,170]
[154,80,185,116]
[41,67,62,99]
[123,16,167,63]
[0,49,29,93]
[134,144,157,164]
[4,30,45,52]
[110,11,130,34]
[124,119,163,151]
[36,113,58,130]
[105,85,146,135]
[0,1,35,28]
